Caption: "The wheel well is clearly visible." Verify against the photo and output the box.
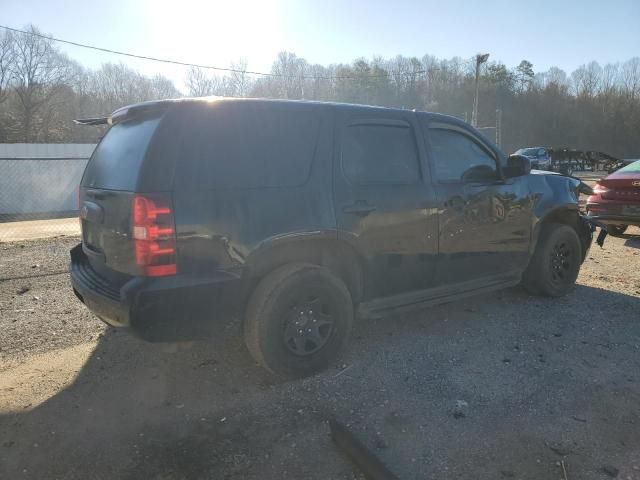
[540,208,580,231]
[534,207,589,260]
[243,240,365,304]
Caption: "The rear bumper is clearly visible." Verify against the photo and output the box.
[585,202,640,227]
[587,215,640,227]
[70,243,240,341]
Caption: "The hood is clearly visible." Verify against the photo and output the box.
[530,169,592,195]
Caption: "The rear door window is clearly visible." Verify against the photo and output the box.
[341,123,420,184]
[177,106,320,189]
[82,116,162,190]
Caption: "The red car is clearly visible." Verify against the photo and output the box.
[586,159,640,235]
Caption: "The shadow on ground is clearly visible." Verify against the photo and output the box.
[623,233,640,249]
[2,284,640,480]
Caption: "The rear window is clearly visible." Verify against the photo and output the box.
[176,105,320,189]
[82,116,162,190]
[618,160,640,173]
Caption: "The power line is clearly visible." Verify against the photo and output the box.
[0,25,288,77]
[0,24,473,81]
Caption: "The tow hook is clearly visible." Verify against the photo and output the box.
[580,213,608,248]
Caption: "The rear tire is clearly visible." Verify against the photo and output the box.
[522,223,582,297]
[244,263,353,378]
[607,225,628,237]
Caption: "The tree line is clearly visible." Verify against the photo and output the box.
[1,25,639,157]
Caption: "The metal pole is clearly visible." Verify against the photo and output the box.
[496,108,502,147]
[471,53,489,127]
[472,59,480,127]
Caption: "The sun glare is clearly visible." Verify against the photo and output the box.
[141,0,285,72]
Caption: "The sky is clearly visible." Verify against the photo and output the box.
[2,0,639,90]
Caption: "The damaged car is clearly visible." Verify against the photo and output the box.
[70,98,594,377]
[586,159,640,236]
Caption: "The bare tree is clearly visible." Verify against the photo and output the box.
[150,74,181,99]
[271,52,307,99]
[89,62,159,112]
[0,30,14,105]
[304,63,331,100]
[600,63,620,96]
[546,67,568,87]
[10,25,74,141]
[621,57,640,99]
[387,55,411,99]
[185,66,216,97]
[572,61,602,98]
[1,23,640,157]
[229,58,252,97]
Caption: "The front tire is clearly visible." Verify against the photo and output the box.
[522,223,582,297]
[244,263,353,378]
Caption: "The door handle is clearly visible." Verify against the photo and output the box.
[342,202,377,216]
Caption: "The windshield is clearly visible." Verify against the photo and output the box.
[517,148,540,156]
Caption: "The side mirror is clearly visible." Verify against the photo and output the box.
[504,154,532,178]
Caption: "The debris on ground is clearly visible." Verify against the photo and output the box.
[452,410,466,419]
[330,419,400,480]
[546,441,573,457]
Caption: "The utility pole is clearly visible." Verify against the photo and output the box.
[496,108,502,147]
[471,53,490,127]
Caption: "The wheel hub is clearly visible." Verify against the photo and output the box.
[550,241,572,283]
[283,297,334,356]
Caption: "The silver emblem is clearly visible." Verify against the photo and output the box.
[80,205,89,220]
[633,180,640,187]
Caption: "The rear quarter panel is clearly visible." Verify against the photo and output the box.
[171,104,336,277]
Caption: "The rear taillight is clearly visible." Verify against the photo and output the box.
[593,183,609,194]
[132,194,177,277]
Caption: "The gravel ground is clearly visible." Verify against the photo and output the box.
[0,237,105,367]
[1,228,640,480]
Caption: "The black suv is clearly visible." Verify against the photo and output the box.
[71,98,593,377]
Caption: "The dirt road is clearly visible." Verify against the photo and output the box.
[1,230,639,479]
[0,218,80,242]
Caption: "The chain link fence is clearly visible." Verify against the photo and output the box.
[0,144,95,243]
